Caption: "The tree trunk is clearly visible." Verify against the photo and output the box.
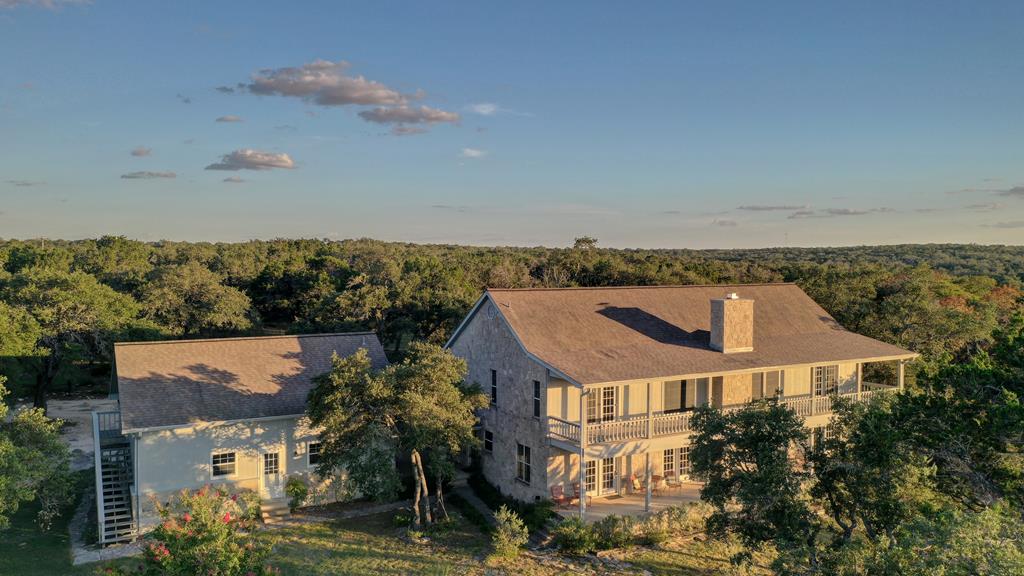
[33,354,60,412]
[434,474,448,521]
[411,452,422,529]
[412,450,432,526]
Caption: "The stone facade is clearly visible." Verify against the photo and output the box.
[710,296,754,353]
[448,297,551,502]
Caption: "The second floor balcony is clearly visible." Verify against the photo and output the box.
[546,383,896,447]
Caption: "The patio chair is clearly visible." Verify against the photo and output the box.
[550,484,571,508]
[571,482,593,506]
[630,474,661,496]
[664,470,683,490]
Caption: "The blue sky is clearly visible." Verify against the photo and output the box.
[1,1,1022,248]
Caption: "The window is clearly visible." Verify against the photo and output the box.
[813,365,839,397]
[679,445,691,475]
[601,457,616,491]
[211,452,236,477]
[483,429,493,453]
[663,380,684,413]
[490,369,498,406]
[751,372,764,400]
[307,442,322,467]
[533,380,542,418]
[516,443,531,484]
[663,449,675,475]
[586,386,618,423]
[584,460,597,492]
[263,452,279,475]
[766,370,784,397]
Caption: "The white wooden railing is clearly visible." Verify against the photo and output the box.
[546,384,896,446]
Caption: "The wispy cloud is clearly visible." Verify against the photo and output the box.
[222,176,246,184]
[391,126,428,136]
[176,93,192,104]
[788,207,893,219]
[982,221,1024,229]
[358,105,459,128]
[459,147,487,158]
[130,146,152,157]
[997,186,1024,198]
[712,219,738,227]
[215,115,243,123]
[214,85,235,94]
[0,0,89,9]
[205,149,295,171]
[466,102,531,117]
[5,179,43,187]
[965,202,1004,212]
[737,204,809,211]
[120,171,175,179]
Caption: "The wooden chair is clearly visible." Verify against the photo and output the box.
[664,470,683,491]
[550,485,571,508]
[571,482,592,506]
[630,473,662,496]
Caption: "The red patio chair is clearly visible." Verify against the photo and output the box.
[550,484,571,508]
[571,482,592,506]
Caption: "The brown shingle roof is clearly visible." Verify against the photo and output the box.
[116,332,388,432]
[480,284,915,385]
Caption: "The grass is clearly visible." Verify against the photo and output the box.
[624,535,776,576]
[0,470,104,576]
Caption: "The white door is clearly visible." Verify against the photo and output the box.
[584,458,619,496]
[261,452,285,500]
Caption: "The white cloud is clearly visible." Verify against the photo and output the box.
[998,186,1024,198]
[358,105,460,126]
[737,204,808,211]
[712,219,738,227]
[205,149,295,171]
[120,171,175,179]
[460,147,487,158]
[468,103,499,116]
[246,59,405,106]
[0,0,88,8]
[982,221,1024,229]
[215,115,243,123]
[130,146,152,157]
[5,179,43,187]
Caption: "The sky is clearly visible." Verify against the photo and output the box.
[1,1,1022,248]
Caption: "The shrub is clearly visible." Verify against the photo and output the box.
[448,492,491,533]
[593,514,636,549]
[553,516,597,555]
[492,505,529,558]
[284,475,309,511]
[638,514,670,546]
[467,467,554,533]
[103,485,276,576]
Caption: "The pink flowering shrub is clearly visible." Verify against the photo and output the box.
[104,486,277,576]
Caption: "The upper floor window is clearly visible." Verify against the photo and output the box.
[483,429,494,453]
[211,452,236,477]
[516,443,531,484]
[308,442,322,467]
[490,369,498,406]
[532,380,541,418]
[813,365,839,397]
[766,370,784,397]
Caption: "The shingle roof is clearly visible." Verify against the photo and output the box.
[478,284,915,385]
[116,332,388,432]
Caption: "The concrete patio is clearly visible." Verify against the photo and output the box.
[556,482,703,522]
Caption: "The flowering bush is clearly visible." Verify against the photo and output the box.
[104,485,277,576]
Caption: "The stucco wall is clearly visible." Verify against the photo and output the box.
[448,298,550,502]
[133,415,349,530]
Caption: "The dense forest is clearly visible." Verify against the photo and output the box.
[0,236,1021,408]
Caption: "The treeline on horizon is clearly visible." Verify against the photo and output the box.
[0,236,1021,407]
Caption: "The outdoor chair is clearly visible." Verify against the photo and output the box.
[630,474,661,496]
[571,482,593,506]
[550,484,571,508]
[664,470,683,490]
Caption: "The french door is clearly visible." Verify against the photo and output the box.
[586,386,617,423]
[584,457,619,496]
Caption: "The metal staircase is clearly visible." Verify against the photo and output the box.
[92,411,137,544]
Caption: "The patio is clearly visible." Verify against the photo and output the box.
[556,482,704,522]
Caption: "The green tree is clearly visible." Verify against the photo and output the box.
[140,262,253,336]
[0,376,72,530]
[690,402,819,568]
[0,267,139,408]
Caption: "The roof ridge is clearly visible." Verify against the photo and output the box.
[486,282,796,292]
[114,331,377,347]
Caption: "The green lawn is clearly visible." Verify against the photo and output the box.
[0,471,102,576]
[624,536,775,576]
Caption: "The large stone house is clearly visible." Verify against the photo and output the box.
[446,284,917,518]
[91,332,388,544]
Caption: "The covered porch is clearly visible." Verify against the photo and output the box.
[555,482,703,522]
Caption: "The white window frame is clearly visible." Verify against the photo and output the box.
[307,441,322,468]
[813,365,839,397]
[516,443,531,485]
[532,380,542,419]
[211,452,236,477]
[263,452,280,475]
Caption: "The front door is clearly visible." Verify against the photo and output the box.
[261,452,285,500]
[584,457,619,496]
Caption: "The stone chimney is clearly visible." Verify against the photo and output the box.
[710,293,754,353]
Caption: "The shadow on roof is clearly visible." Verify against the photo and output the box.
[597,306,709,348]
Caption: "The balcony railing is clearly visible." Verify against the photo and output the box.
[546,384,895,446]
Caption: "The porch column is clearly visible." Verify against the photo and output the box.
[856,363,863,399]
[897,360,905,392]
[644,452,652,513]
[578,387,587,519]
